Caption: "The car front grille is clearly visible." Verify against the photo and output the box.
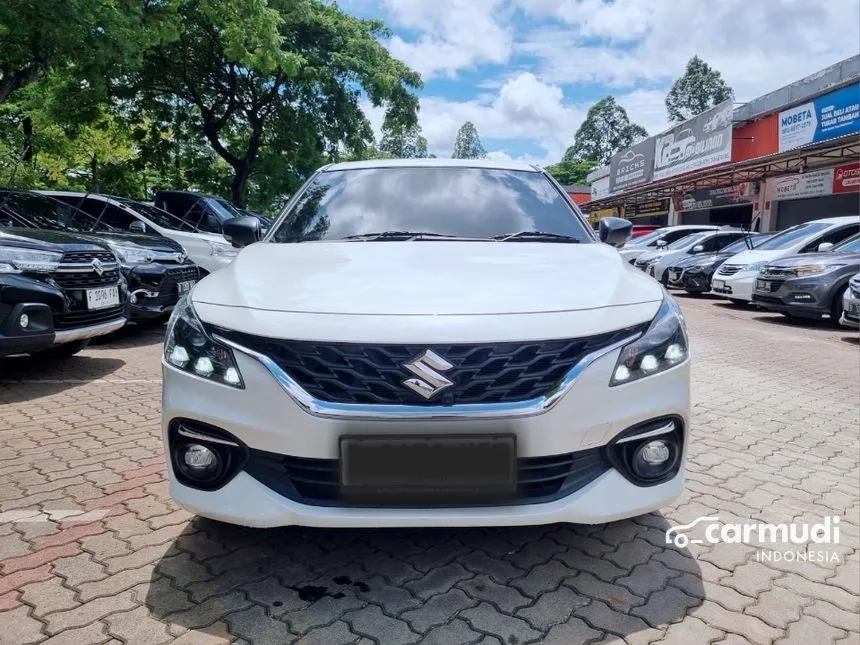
[54,251,120,289]
[211,324,648,406]
[668,269,683,283]
[244,447,611,508]
[757,280,785,292]
[53,305,125,330]
[152,266,199,305]
[718,264,742,276]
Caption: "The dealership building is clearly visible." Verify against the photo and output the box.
[582,55,860,232]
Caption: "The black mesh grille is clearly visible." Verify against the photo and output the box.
[211,324,646,405]
[244,447,610,508]
[60,250,116,264]
[153,266,199,305]
[53,270,119,289]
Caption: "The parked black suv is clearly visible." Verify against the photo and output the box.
[0,226,128,358]
[154,190,271,233]
[0,190,200,325]
[666,233,775,295]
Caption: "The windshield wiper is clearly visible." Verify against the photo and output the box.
[493,231,581,243]
[341,231,486,241]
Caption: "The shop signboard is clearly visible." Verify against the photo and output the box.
[674,183,755,212]
[771,168,834,201]
[778,82,860,152]
[627,199,670,218]
[591,176,610,200]
[588,206,622,224]
[653,99,734,181]
[832,161,860,193]
[608,138,656,193]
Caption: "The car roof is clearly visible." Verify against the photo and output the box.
[805,216,860,225]
[321,158,540,172]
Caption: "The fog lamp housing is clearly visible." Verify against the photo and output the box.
[605,416,684,486]
[168,420,248,491]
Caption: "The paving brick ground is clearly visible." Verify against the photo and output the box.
[0,296,857,644]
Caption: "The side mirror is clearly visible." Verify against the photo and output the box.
[656,239,668,248]
[128,221,146,233]
[691,244,704,253]
[817,242,834,253]
[599,217,633,248]
[222,215,262,248]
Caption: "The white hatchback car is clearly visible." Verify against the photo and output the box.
[39,192,239,275]
[161,159,691,529]
[712,216,860,304]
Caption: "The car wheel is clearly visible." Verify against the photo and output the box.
[30,339,90,359]
[830,285,848,328]
[728,299,747,307]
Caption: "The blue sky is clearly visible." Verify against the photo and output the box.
[343,0,860,164]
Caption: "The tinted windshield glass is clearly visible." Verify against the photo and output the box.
[721,234,772,255]
[269,167,590,243]
[628,229,666,246]
[207,197,243,222]
[832,232,860,252]
[117,199,199,232]
[755,222,830,250]
[0,192,103,232]
[666,231,708,250]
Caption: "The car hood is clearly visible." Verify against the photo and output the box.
[80,231,183,254]
[722,248,792,266]
[763,250,860,268]
[636,249,672,263]
[0,227,110,253]
[193,241,664,316]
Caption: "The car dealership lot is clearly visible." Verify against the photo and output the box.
[0,299,857,645]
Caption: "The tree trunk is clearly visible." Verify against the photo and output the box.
[22,117,34,162]
[231,161,250,208]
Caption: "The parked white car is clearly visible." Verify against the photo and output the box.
[618,225,718,264]
[161,159,691,529]
[841,272,860,328]
[634,228,748,284]
[38,191,239,275]
[712,216,860,304]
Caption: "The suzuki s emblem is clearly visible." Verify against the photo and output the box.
[402,350,454,400]
[91,259,104,275]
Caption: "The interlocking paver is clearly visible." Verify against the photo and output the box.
[0,294,857,645]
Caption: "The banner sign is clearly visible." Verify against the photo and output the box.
[778,83,860,152]
[588,206,622,224]
[608,138,656,193]
[653,100,734,181]
[833,161,860,194]
[773,162,860,201]
[627,199,670,218]
[675,183,755,212]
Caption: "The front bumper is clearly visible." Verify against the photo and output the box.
[840,289,860,328]
[751,276,833,317]
[711,271,755,301]
[667,267,714,293]
[162,338,691,528]
[125,263,200,321]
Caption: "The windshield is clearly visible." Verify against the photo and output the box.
[627,229,666,246]
[755,222,831,250]
[117,199,199,232]
[0,191,105,232]
[269,167,591,243]
[666,231,709,250]
[720,234,773,255]
[833,232,860,253]
[207,197,243,222]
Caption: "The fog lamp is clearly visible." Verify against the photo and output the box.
[631,438,678,481]
[19,314,29,329]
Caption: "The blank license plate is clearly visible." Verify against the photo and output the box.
[86,286,120,310]
[713,279,725,289]
[177,280,196,294]
[340,435,516,503]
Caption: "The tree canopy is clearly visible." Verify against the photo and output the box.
[544,160,597,186]
[452,122,486,159]
[379,114,428,158]
[666,56,734,123]
[563,97,647,166]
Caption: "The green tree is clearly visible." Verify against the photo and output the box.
[544,160,597,186]
[563,97,647,166]
[0,0,168,104]
[379,114,428,158]
[451,121,486,159]
[138,0,422,206]
[665,55,734,123]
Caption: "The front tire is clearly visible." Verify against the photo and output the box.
[830,286,848,328]
[30,339,90,359]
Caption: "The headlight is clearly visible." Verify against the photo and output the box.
[164,296,244,388]
[206,241,238,258]
[611,294,688,386]
[0,247,62,273]
[793,264,846,277]
[744,261,767,273]
[109,244,153,265]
